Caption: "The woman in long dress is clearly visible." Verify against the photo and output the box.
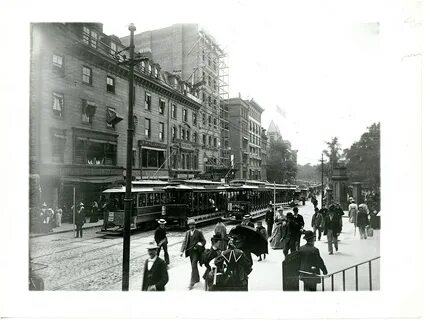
[270,209,285,249]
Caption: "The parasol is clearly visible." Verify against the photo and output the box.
[228,225,268,256]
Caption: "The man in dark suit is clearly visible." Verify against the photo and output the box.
[290,207,304,250]
[154,219,169,265]
[203,234,222,291]
[141,242,169,291]
[180,218,206,289]
[299,230,328,291]
[324,206,342,254]
[265,203,274,238]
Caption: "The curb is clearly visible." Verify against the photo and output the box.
[30,223,103,239]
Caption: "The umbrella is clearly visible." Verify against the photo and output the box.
[228,225,268,256]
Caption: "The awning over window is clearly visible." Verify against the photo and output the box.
[61,175,122,184]
[106,108,124,125]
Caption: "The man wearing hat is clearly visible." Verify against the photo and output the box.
[265,203,274,237]
[290,207,304,250]
[203,234,222,290]
[180,218,206,289]
[323,206,342,254]
[141,242,169,291]
[241,214,254,228]
[154,219,169,265]
[298,230,328,291]
[75,202,86,238]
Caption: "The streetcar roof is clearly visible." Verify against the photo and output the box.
[102,187,161,193]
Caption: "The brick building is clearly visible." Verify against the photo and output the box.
[30,23,204,209]
[121,24,230,180]
[226,97,266,180]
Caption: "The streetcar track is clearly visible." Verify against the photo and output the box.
[51,239,185,291]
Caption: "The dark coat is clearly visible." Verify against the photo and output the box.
[214,248,252,291]
[181,229,206,257]
[265,209,274,224]
[203,247,221,279]
[311,213,323,229]
[324,213,342,234]
[299,243,327,283]
[154,227,167,245]
[289,214,304,239]
[75,207,86,226]
[255,226,268,240]
[141,257,169,291]
[356,209,369,228]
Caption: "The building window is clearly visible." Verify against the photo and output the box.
[208,115,212,127]
[213,137,217,148]
[159,122,165,141]
[110,42,117,56]
[141,148,165,168]
[82,26,98,48]
[74,137,117,165]
[172,126,177,139]
[144,118,151,137]
[141,61,145,72]
[145,93,151,110]
[106,76,115,93]
[133,116,138,134]
[208,136,212,146]
[203,134,206,146]
[52,132,66,163]
[159,99,165,115]
[193,112,197,126]
[171,104,177,119]
[154,67,159,78]
[82,66,92,85]
[193,132,198,144]
[202,113,206,125]
[183,109,188,122]
[186,130,190,142]
[148,64,152,75]
[52,93,64,118]
[202,92,206,102]
[52,54,63,69]
[213,117,217,129]
[81,100,96,124]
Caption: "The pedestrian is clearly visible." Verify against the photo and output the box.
[154,219,169,265]
[270,209,285,250]
[255,220,268,261]
[291,207,304,250]
[39,203,47,233]
[90,200,99,223]
[334,203,344,231]
[283,212,296,256]
[241,214,254,228]
[213,218,228,251]
[298,230,328,291]
[203,234,222,291]
[75,202,85,238]
[213,235,252,291]
[55,206,62,227]
[323,206,341,254]
[265,203,274,238]
[348,198,358,224]
[356,205,370,239]
[180,218,206,290]
[47,207,55,232]
[141,242,169,291]
[311,207,323,241]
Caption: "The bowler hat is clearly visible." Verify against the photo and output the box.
[187,218,196,225]
[303,230,315,240]
[157,218,167,224]
[146,241,158,250]
[293,207,299,213]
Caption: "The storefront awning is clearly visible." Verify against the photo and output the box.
[61,176,122,184]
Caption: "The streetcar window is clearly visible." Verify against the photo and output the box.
[138,194,147,207]
[154,193,160,205]
[147,193,154,206]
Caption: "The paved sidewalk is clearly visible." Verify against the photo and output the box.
[30,220,104,238]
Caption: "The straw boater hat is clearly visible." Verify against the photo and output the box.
[243,214,251,219]
[79,202,84,207]
[157,218,167,224]
[187,218,196,225]
[146,241,158,250]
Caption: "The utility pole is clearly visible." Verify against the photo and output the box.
[122,23,136,291]
[321,153,324,208]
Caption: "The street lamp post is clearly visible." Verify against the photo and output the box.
[122,23,136,291]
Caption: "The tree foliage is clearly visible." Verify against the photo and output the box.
[267,139,297,183]
[297,163,321,183]
[319,136,343,179]
[345,123,380,190]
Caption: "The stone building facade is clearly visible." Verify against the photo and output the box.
[30,23,204,209]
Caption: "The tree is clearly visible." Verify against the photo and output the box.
[267,139,297,183]
[297,163,321,183]
[322,137,342,179]
[345,123,380,190]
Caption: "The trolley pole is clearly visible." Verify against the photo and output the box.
[122,23,136,291]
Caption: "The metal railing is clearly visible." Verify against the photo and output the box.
[299,256,380,291]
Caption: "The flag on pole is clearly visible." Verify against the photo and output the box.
[276,105,286,118]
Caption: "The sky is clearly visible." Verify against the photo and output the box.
[102,0,385,165]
